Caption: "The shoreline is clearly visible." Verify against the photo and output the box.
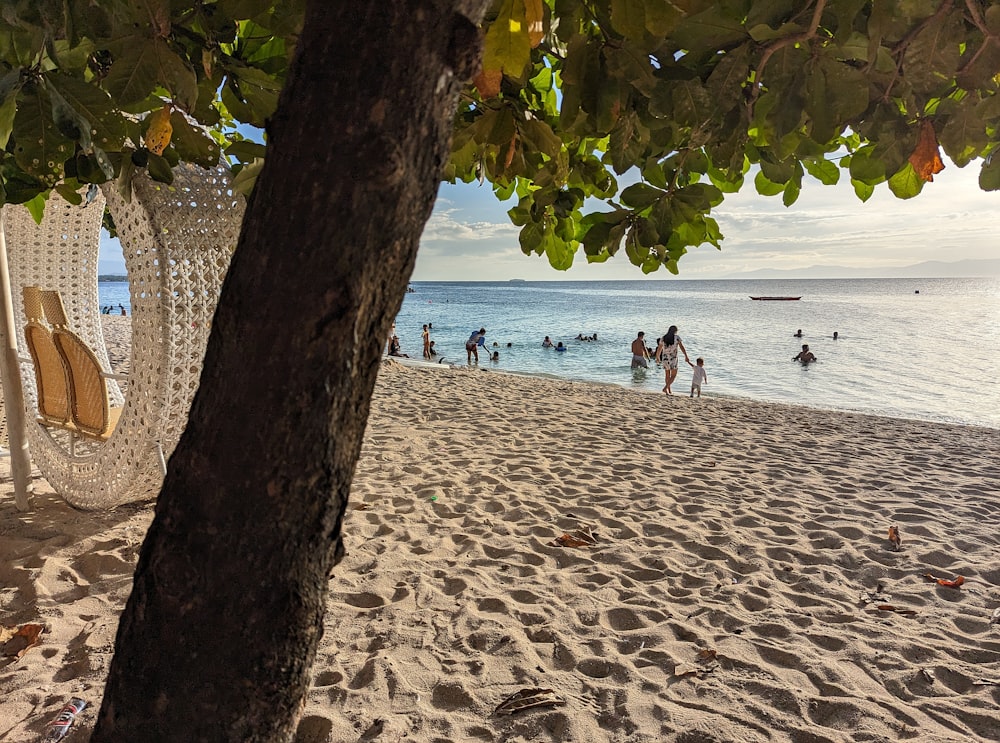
[389,355,1000,434]
[3,341,998,741]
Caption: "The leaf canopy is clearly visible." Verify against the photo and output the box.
[450,0,1000,272]
[0,1,997,272]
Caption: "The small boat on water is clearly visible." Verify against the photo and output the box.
[750,296,801,301]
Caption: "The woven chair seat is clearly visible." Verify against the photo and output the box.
[0,164,244,508]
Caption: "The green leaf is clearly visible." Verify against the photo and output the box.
[802,158,840,185]
[850,177,874,202]
[145,151,174,184]
[782,178,800,206]
[104,36,198,110]
[227,66,283,127]
[620,182,661,208]
[643,0,684,36]
[611,0,646,39]
[0,70,23,149]
[887,163,923,199]
[23,192,48,223]
[544,230,575,270]
[754,170,785,196]
[519,220,545,255]
[45,72,126,153]
[804,55,869,143]
[169,111,221,168]
[54,181,84,205]
[759,156,794,184]
[673,6,748,53]
[707,165,744,193]
[848,151,885,183]
[225,139,267,162]
[12,85,75,185]
[939,100,988,167]
[705,44,751,114]
[902,12,964,96]
[231,156,263,197]
[521,119,562,159]
[979,155,1000,191]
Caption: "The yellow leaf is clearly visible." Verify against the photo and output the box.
[483,0,531,76]
[145,105,173,156]
[474,68,503,98]
[525,0,544,47]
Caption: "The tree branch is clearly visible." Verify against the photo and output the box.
[750,0,828,102]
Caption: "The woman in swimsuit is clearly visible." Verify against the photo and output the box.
[655,325,691,395]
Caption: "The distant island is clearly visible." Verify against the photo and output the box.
[721,257,1000,280]
[98,275,128,282]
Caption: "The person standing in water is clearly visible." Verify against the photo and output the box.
[630,331,649,369]
[655,325,691,395]
[466,328,486,363]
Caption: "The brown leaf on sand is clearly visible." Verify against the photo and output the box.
[493,688,566,716]
[697,648,718,662]
[673,662,700,678]
[550,526,597,548]
[908,119,945,182]
[924,573,965,588]
[2,623,44,659]
[874,604,918,616]
[888,525,901,551]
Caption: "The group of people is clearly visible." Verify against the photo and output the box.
[388,322,440,360]
[101,304,127,316]
[631,326,707,397]
[541,336,567,352]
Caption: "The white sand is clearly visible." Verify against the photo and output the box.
[2,339,999,742]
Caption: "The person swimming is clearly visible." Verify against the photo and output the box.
[555,342,567,352]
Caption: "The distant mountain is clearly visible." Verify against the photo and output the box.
[724,258,1000,280]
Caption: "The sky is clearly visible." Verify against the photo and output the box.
[99,156,998,279]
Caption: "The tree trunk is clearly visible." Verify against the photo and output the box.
[92,2,486,740]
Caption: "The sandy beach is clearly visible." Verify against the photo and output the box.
[2,323,999,742]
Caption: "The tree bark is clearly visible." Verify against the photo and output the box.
[92,2,487,740]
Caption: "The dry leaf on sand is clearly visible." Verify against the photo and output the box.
[673,663,699,677]
[888,525,901,551]
[493,688,566,716]
[550,526,597,548]
[924,573,965,588]
[874,604,918,616]
[2,623,45,659]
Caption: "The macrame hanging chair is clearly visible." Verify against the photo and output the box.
[0,163,245,509]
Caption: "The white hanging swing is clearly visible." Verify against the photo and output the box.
[0,163,244,509]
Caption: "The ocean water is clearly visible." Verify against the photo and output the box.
[391,278,1000,429]
[98,280,131,314]
[100,277,1000,429]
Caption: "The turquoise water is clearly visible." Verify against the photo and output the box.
[392,278,1000,429]
[100,277,1000,428]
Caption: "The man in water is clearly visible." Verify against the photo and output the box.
[793,344,817,363]
[466,328,486,362]
[630,331,649,369]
